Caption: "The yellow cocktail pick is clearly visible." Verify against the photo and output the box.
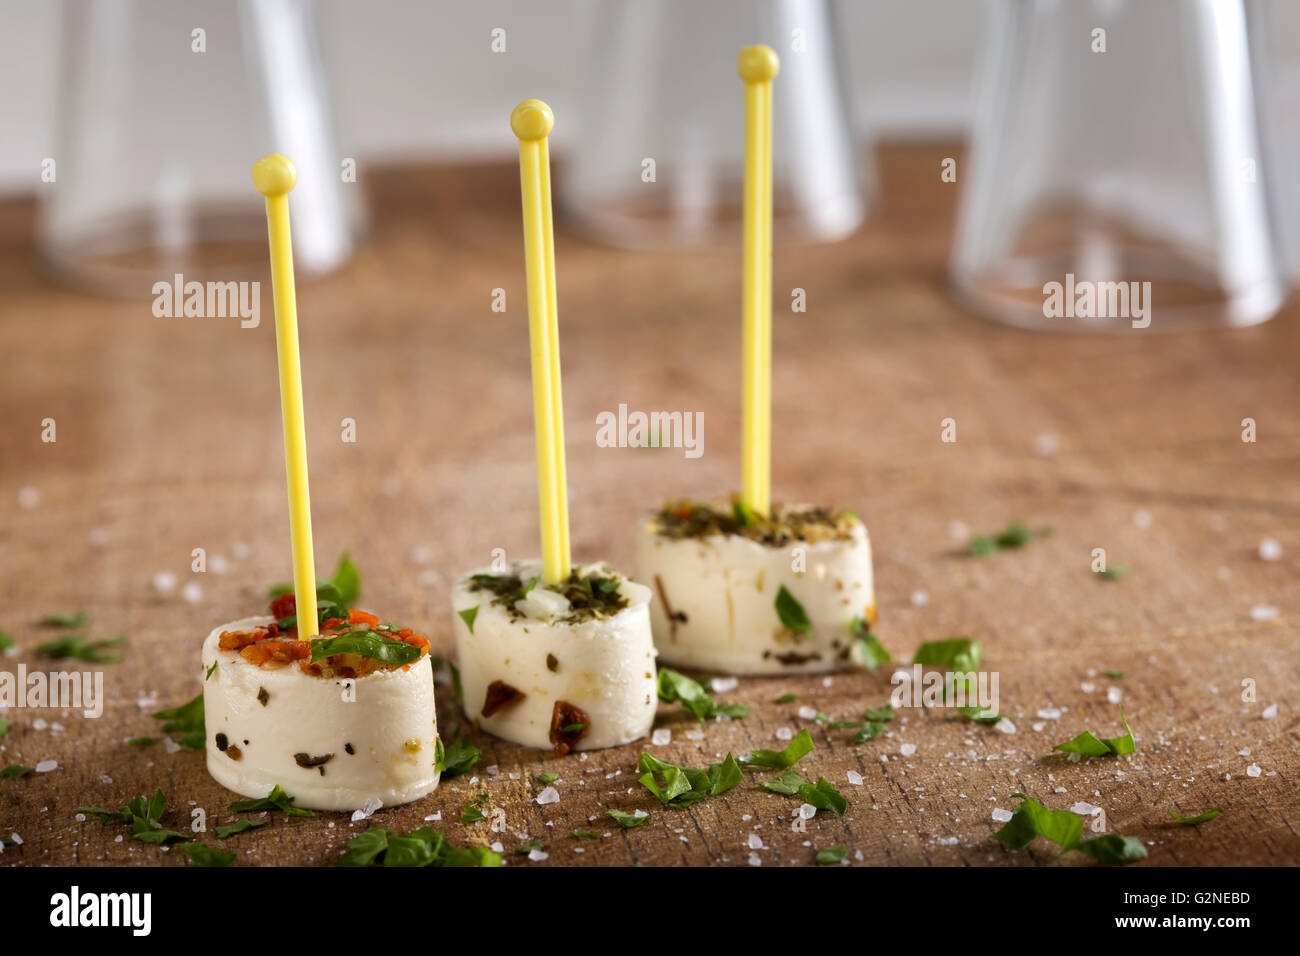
[512,100,571,585]
[739,45,779,516]
[253,154,318,636]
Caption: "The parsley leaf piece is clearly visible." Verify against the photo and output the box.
[657,668,749,722]
[515,840,545,854]
[37,633,124,663]
[993,794,1083,852]
[1098,563,1130,580]
[775,693,797,704]
[229,784,315,817]
[913,638,982,671]
[152,692,205,750]
[127,736,153,747]
[0,630,15,651]
[1076,834,1148,864]
[968,535,998,556]
[571,830,600,840]
[862,704,896,722]
[1104,670,1125,679]
[739,728,815,769]
[853,722,889,744]
[798,777,847,816]
[214,818,268,839]
[336,828,393,866]
[995,521,1032,549]
[40,611,88,628]
[535,771,559,785]
[329,553,361,605]
[849,616,892,669]
[758,770,807,796]
[180,843,237,867]
[606,809,650,829]
[1169,808,1222,826]
[636,752,742,807]
[0,718,10,737]
[439,735,481,778]
[458,606,479,634]
[309,631,422,665]
[774,586,811,635]
[1,765,33,779]
[814,845,847,864]
[1053,710,1135,757]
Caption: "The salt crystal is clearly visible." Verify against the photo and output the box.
[351,797,383,821]
[1081,682,1095,694]
[994,717,1016,734]
[486,765,500,776]
[685,730,704,741]
[847,770,864,786]
[1107,687,1123,704]
[209,554,230,575]
[490,841,503,853]
[900,743,917,756]
[910,589,929,607]
[1259,538,1283,561]
[1054,787,1067,793]
[1036,707,1061,720]
[1246,764,1261,778]
[181,581,203,604]
[17,487,39,509]
[1238,748,1251,757]
[153,572,177,594]
[797,706,818,720]
[748,852,762,867]
[651,728,671,746]
[163,737,182,754]
[747,834,763,849]
[528,849,549,861]
[1070,802,1101,816]
[991,808,1013,823]
[10,832,22,845]
[798,803,817,820]
[75,813,86,822]
[822,677,833,688]
[949,521,970,541]
[1032,722,1046,732]
[775,727,794,741]
[33,718,47,731]
[1133,509,1152,529]
[536,786,560,805]
[1262,703,1278,720]
[710,677,738,693]
[1251,605,1279,621]
[1034,433,1061,457]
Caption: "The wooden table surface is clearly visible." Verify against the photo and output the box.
[1,145,1296,867]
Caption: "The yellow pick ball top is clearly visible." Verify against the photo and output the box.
[252,154,298,197]
[738,44,780,83]
[511,99,555,141]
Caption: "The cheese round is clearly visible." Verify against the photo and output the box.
[449,562,657,751]
[201,616,440,812]
[635,512,875,674]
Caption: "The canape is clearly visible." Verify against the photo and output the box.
[636,499,875,674]
[449,560,657,753]
[201,592,440,812]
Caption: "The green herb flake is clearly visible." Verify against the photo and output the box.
[657,668,748,722]
[1098,563,1130,580]
[546,653,559,672]
[992,794,1083,852]
[180,843,237,867]
[458,606,480,634]
[814,845,847,864]
[0,718,10,737]
[309,631,422,665]
[1,765,33,779]
[214,818,268,839]
[853,722,889,744]
[1104,670,1125,679]
[439,735,481,778]
[739,728,815,769]
[913,637,982,671]
[774,586,811,635]
[1075,834,1148,863]
[1169,808,1222,826]
[758,770,806,796]
[849,616,891,669]
[535,771,559,785]
[40,611,88,628]
[515,839,545,855]
[37,633,125,663]
[775,693,797,704]
[329,553,361,605]
[797,777,847,816]
[127,737,153,748]
[0,630,15,651]
[606,809,650,829]
[1053,709,1135,757]
[205,661,218,680]
[335,825,500,868]
[152,692,205,749]
[636,752,743,808]
[570,830,600,840]
[229,784,315,817]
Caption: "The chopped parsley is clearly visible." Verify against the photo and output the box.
[1,765,32,779]
[1097,563,1130,580]
[570,830,600,840]
[606,809,650,829]
[335,826,501,867]
[913,637,981,671]
[798,777,847,816]
[79,789,190,844]
[126,737,153,748]
[39,611,88,628]
[0,630,14,651]
[739,728,815,769]
[229,784,315,817]
[308,630,423,665]
[37,633,126,663]
[214,818,268,839]
[152,692,205,749]
[1105,670,1125,679]
[969,521,1041,556]
[468,567,628,624]
[814,845,847,864]
[849,616,891,669]
[993,794,1147,863]
[657,668,748,721]
[653,499,858,546]
[637,752,743,808]
[180,843,236,867]
[458,606,479,634]
[774,586,811,635]
[535,771,559,785]
[516,840,545,855]
[1169,808,1222,826]
[775,693,797,704]
[438,735,481,778]
[0,718,10,737]
[1053,709,1135,757]
[758,770,806,796]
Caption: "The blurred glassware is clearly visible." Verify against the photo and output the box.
[40,0,361,297]
[562,0,869,248]
[951,0,1287,331]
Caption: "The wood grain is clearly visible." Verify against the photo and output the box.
[0,146,1296,867]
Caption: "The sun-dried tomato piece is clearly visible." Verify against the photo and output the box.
[482,680,526,717]
[269,592,296,621]
[549,700,590,756]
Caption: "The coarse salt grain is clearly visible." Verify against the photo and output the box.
[153,572,177,594]
[994,717,1016,734]
[35,760,57,773]
[528,849,549,861]
[900,743,917,756]
[1262,704,1278,719]
[847,770,864,786]
[747,834,763,849]
[710,677,738,693]
[536,786,560,805]
[1037,707,1061,720]
[1251,605,1279,621]
[1107,687,1123,704]
[1246,764,1262,778]
[797,706,818,720]
[181,581,203,604]
[351,797,382,821]
[992,808,1013,823]
[775,727,794,741]
[1259,538,1283,561]
[651,728,671,746]
[1071,802,1101,816]
[910,589,929,607]
[798,803,817,820]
